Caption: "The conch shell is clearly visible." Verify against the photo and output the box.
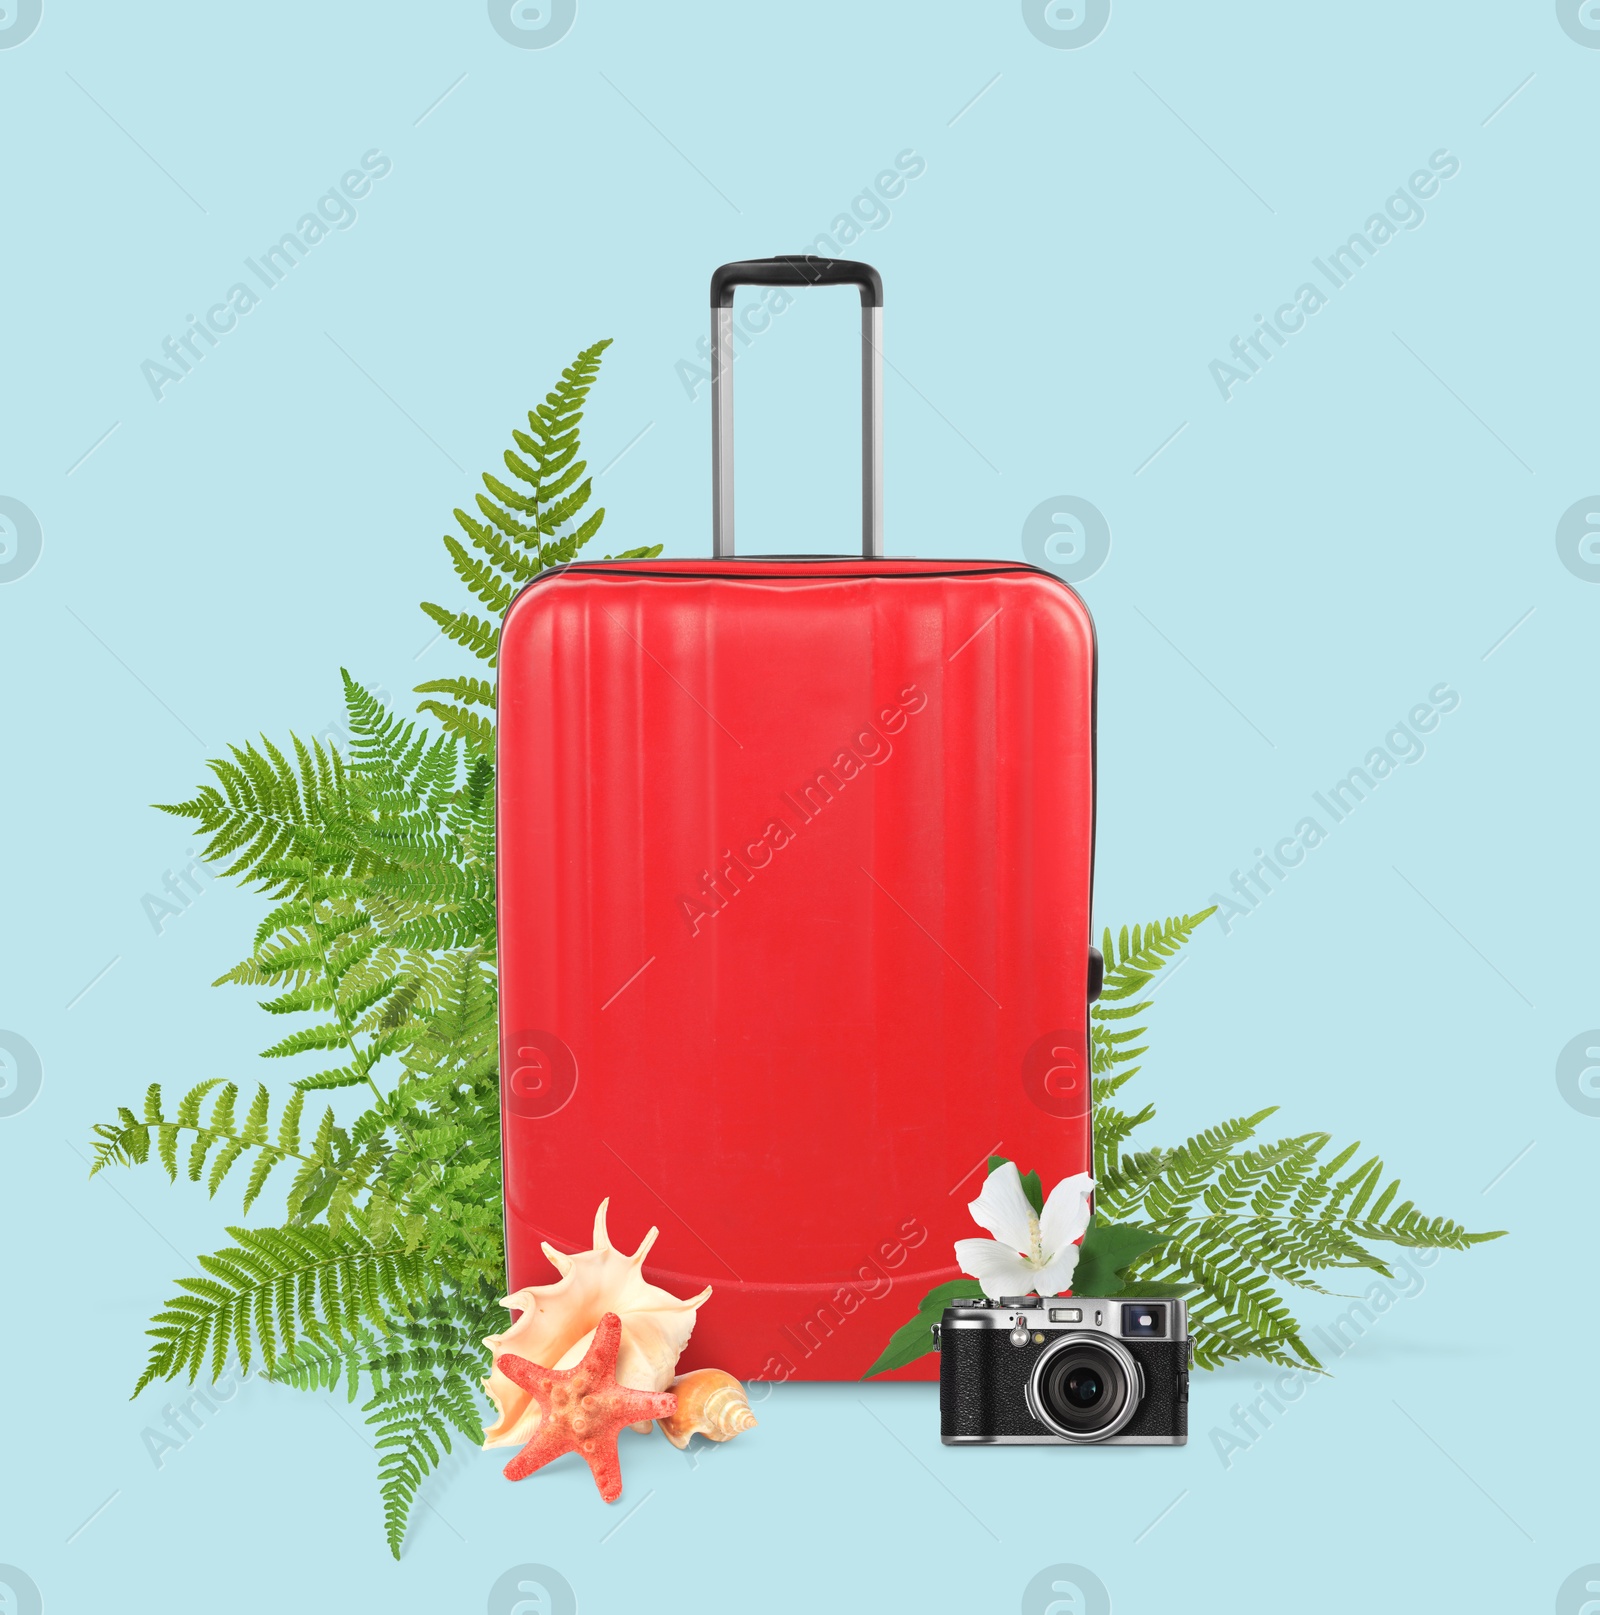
[483,1200,712,1450]
[657,1368,758,1449]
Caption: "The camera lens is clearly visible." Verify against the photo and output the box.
[1034,1340,1136,1439]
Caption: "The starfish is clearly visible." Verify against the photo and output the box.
[494,1312,677,1502]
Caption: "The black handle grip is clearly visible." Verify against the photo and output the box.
[710,255,883,309]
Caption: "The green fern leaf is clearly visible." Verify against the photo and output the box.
[132,1226,434,1395]
[413,676,495,711]
[418,601,499,662]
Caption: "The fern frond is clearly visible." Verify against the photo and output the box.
[412,337,614,730]
[365,1291,497,1557]
[440,534,514,616]
[1346,1211,1504,1250]
[1137,1110,1277,1222]
[90,1079,337,1215]
[157,737,356,894]
[269,1323,383,1401]
[415,701,496,756]
[1081,910,1500,1376]
[418,601,498,663]
[1098,910,1216,1002]
[131,1226,435,1395]
[413,676,495,712]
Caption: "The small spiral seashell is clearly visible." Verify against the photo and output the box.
[657,1368,758,1449]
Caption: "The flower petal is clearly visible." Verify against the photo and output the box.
[1038,1172,1095,1259]
[1029,1242,1081,1299]
[966,1161,1037,1254]
[954,1238,1038,1301]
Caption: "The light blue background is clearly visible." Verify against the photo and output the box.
[2,2,1595,1610]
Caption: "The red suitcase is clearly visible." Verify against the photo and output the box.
[496,257,1098,1381]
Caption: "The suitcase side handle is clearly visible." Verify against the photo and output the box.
[709,255,884,561]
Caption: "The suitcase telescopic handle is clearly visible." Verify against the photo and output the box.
[709,255,884,560]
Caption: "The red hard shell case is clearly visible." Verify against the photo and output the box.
[496,555,1096,1381]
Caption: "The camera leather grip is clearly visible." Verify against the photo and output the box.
[939,1324,992,1441]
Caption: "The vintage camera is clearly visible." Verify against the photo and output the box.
[936,1296,1190,1445]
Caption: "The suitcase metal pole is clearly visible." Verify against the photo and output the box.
[709,256,884,559]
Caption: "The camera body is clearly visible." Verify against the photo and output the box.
[937,1296,1190,1445]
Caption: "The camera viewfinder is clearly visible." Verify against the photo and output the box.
[1120,1303,1167,1338]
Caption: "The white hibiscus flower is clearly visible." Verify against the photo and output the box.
[954,1161,1095,1300]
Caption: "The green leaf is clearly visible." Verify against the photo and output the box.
[860,1281,978,1380]
[984,1153,1044,1216]
[415,337,614,686]
[1071,1221,1166,1297]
